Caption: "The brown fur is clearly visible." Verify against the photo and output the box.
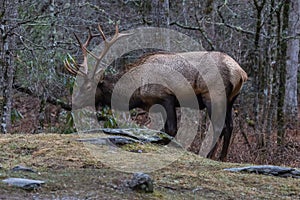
[74,51,247,161]
[124,51,174,71]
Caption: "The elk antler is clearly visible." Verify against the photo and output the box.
[63,53,86,76]
[64,28,100,76]
[90,24,133,78]
[64,24,132,79]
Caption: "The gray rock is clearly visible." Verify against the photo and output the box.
[101,128,173,144]
[76,136,142,146]
[127,172,154,193]
[12,165,36,173]
[76,137,111,145]
[224,165,300,178]
[77,128,174,144]
[108,136,143,145]
[2,178,45,190]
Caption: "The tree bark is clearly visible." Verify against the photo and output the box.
[252,0,266,147]
[0,1,5,132]
[265,0,276,147]
[284,0,299,123]
[276,2,289,145]
[0,0,18,133]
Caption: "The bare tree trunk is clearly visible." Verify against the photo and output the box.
[276,2,289,145]
[182,0,188,25]
[38,0,57,132]
[284,0,299,124]
[163,0,171,51]
[0,2,5,132]
[253,0,266,147]
[0,0,18,133]
[151,0,161,27]
[265,0,276,147]
[164,0,170,26]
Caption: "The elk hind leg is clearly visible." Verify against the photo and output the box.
[219,99,234,161]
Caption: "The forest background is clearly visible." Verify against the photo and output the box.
[0,0,299,167]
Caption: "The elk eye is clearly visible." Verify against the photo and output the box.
[86,85,92,90]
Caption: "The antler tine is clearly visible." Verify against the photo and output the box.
[73,33,83,50]
[92,24,133,76]
[64,58,82,76]
[74,28,99,53]
[83,28,100,51]
[98,24,107,41]
[72,28,102,75]
[64,59,76,75]
[64,53,87,76]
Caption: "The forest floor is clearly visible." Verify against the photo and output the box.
[11,92,300,168]
[0,133,300,199]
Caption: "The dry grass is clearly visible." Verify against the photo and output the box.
[0,133,299,199]
[0,133,104,170]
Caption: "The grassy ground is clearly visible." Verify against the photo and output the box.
[0,133,299,199]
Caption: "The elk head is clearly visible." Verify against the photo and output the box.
[64,24,131,109]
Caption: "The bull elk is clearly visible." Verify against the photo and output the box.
[64,24,248,161]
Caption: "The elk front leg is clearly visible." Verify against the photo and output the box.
[161,95,177,137]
